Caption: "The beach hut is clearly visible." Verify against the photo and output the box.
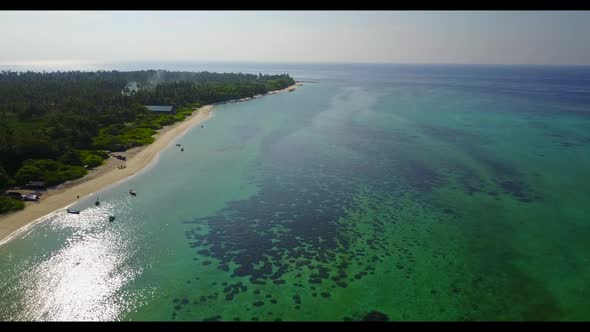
[3,192,23,200]
[26,181,46,189]
[144,105,176,114]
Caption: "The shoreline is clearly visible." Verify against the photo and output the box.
[0,82,300,244]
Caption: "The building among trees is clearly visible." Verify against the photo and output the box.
[144,105,176,114]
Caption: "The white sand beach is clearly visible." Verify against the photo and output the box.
[0,83,300,243]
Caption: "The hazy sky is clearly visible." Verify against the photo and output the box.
[1,11,590,65]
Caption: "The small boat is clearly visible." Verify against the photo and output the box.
[181,148,184,152]
[176,144,181,147]
[108,216,115,222]
[67,208,80,214]
[129,189,137,196]
[23,194,40,202]
[95,198,100,206]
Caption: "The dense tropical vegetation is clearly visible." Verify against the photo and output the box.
[0,70,295,213]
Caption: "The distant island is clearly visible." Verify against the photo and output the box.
[0,70,296,215]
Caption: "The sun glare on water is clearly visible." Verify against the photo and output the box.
[11,203,144,321]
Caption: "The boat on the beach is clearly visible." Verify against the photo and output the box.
[23,194,40,202]
[67,208,80,214]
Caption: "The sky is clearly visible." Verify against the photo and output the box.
[1,11,590,66]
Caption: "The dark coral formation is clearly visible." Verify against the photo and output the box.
[363,310,390,321]
[172,109,551,321]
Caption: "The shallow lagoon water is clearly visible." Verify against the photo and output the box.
[1,64,590,321]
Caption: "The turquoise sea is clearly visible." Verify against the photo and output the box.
[1,63,590,321]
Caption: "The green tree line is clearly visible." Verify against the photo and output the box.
[0,70,295,213]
